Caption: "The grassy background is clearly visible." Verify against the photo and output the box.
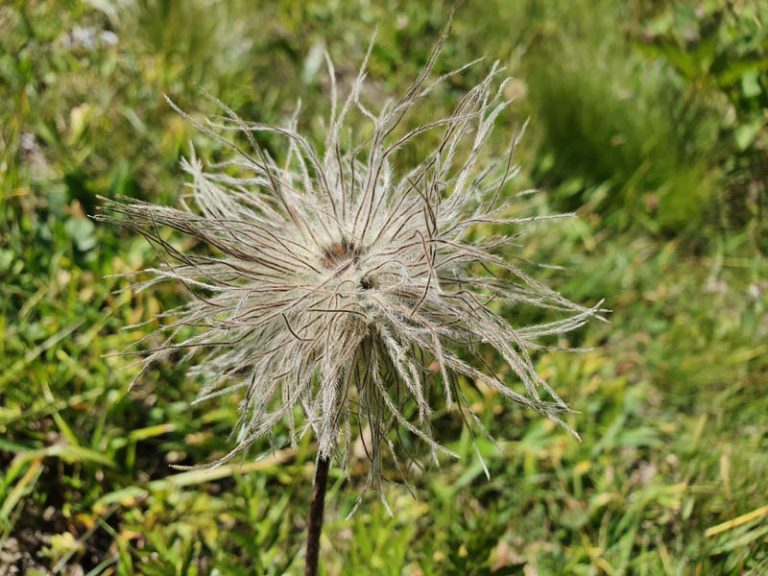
[1,0,767,574]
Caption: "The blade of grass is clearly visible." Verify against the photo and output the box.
[0,455,43,526]
[92,447,296,514]
[705,504,768,537]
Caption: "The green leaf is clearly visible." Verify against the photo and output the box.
[735,119,764,151]
[741,70,762,98]
[65,217,97,252]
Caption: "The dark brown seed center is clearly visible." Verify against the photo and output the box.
[321,238,360,268]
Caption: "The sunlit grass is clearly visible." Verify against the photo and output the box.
[1,1,766,574]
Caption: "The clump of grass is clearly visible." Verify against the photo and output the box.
[522,0,716,232]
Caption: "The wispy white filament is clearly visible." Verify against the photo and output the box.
[100,27,603,495]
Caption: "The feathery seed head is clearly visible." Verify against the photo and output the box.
[99,28,604,496]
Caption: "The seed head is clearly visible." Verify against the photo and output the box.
[100,29,603,497]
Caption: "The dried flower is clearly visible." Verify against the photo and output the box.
[99,31,603,498]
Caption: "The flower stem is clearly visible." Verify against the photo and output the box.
[305,455,330,576]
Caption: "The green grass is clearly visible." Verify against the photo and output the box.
[1,1,767,574]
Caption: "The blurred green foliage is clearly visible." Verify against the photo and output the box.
[521,0,718,232]
[1,0,766,574]
[640,0,768,246]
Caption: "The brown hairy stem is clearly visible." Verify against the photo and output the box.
[305,455,331,576]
